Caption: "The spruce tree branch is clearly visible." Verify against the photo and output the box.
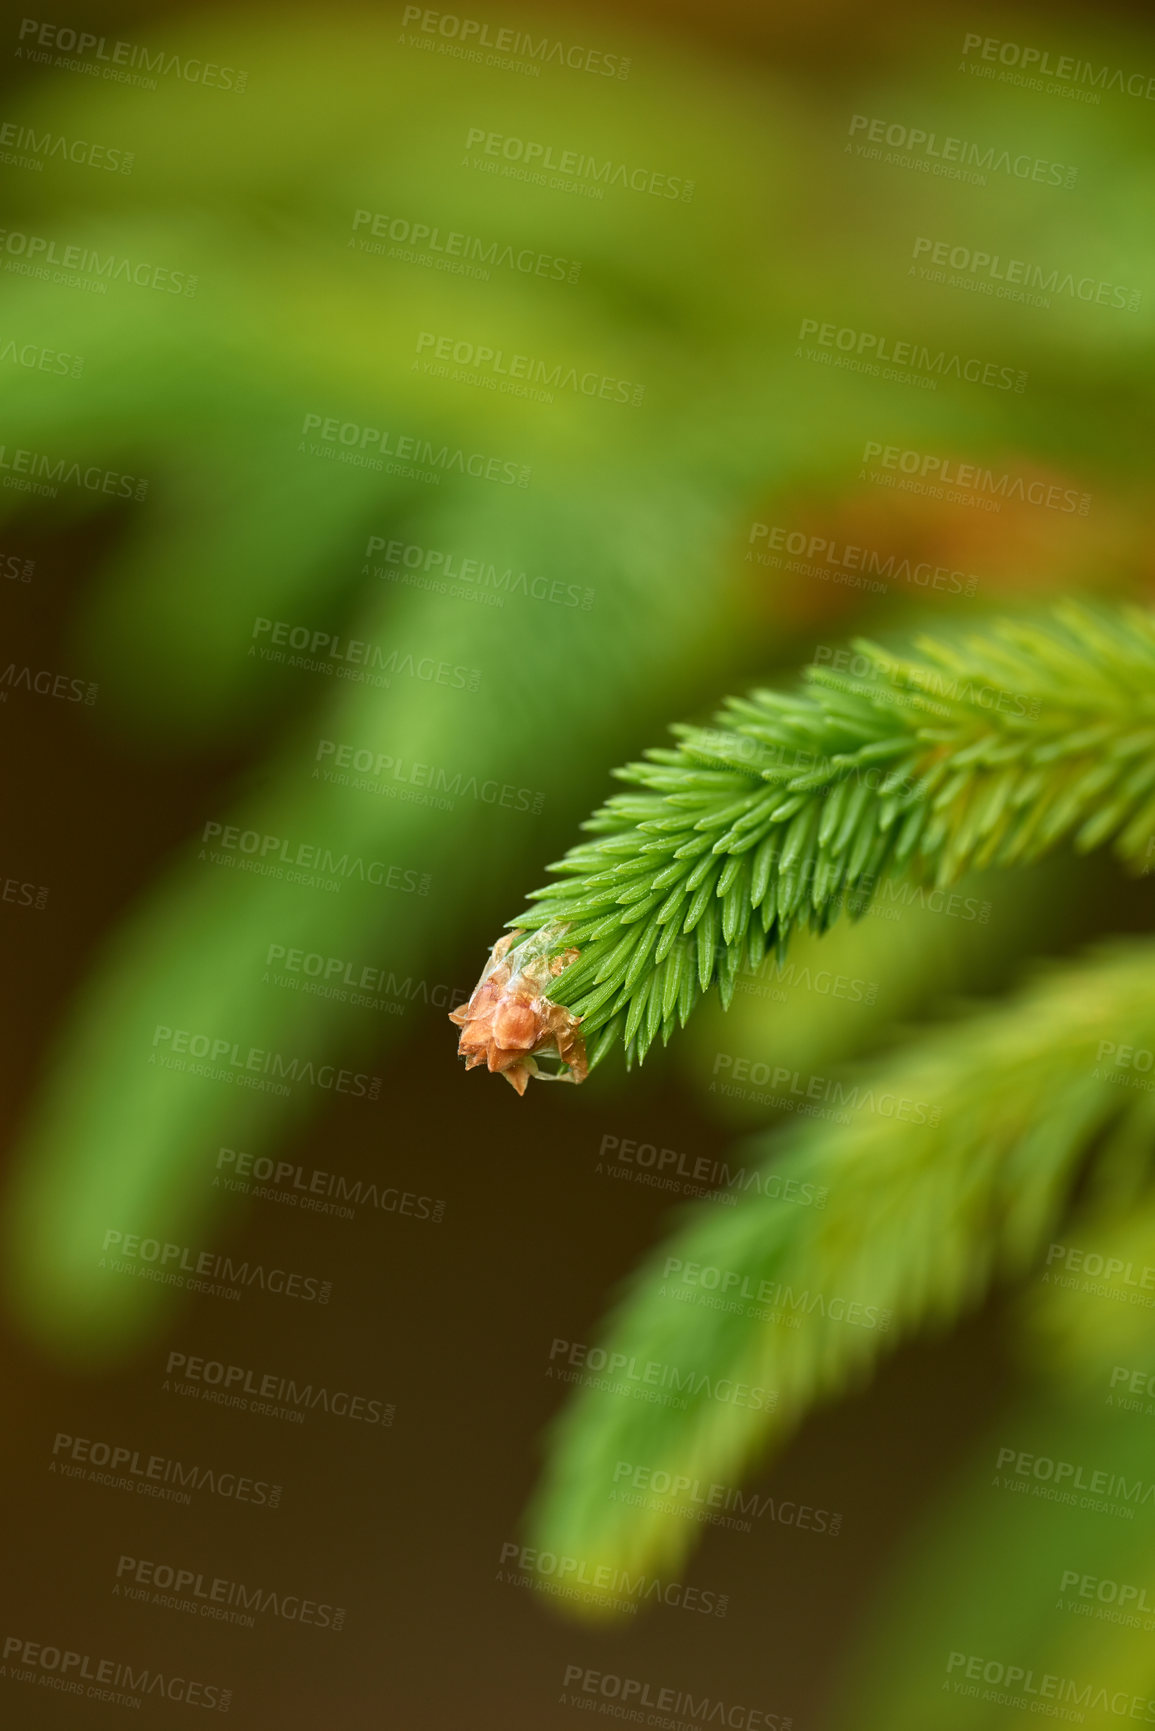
[526,942,1155,1600]
[472,603,1155,1080]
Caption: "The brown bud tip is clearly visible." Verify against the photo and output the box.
[450,926,587,1093]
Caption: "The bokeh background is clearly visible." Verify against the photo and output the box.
[1,0,1154,1723]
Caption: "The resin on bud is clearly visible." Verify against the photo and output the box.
[449,926,587,1095]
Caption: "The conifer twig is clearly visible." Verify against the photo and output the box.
[452,604,1155,1084]
[526,941,1155,1599]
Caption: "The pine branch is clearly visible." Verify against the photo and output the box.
[526,942,1155,1605]
[473,604,1155,1079]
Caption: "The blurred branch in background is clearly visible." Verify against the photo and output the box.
[525,942,1155,1595]
[828,1194,1155,1726]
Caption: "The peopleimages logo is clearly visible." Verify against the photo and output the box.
[251,615,481,691]
[911,236,1141,311]
[414,330,645,407]
[198,821,430,897]
[1045,1241,1155,1290]
[1,1634,231,1712]
[15,18,248,92]
[50,1428,282,1508]
[215,1142,447,1224]
[747,521,978,596]
[150,1024,382,1101]
[798,316,1027,392]
[710,1053,940,1125]
[314,739,543,814]
[0,663,97,703]
[861,440,1092,515]
[497,1542,728,1616]
[1059,1569,1155,1615]
[298,410,530,486]
[0,442,147,498]
[547,1336,776,1412]
[261,944,465,1023]
[0,227,196,294]
[0,119,134,173]
[661,1254,893,1331]
[400,8,631,79]
[959,33,1155,101]
[945,1650,1155,1720]
[366,536,594,610]
[0,335,84,376]
[462,128,694,201]
[597,1132,829,1207]
[102,1228,332,1304]
[115,1553,345,1632]
[560,1664,790,1728]
[611,1461,842,1538]
[994,1445,1155,1511]
[351,207,582,283]
[847,113,1076,187]
[165,1349,394,1426]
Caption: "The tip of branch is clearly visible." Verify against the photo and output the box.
[450,927,588,1094]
